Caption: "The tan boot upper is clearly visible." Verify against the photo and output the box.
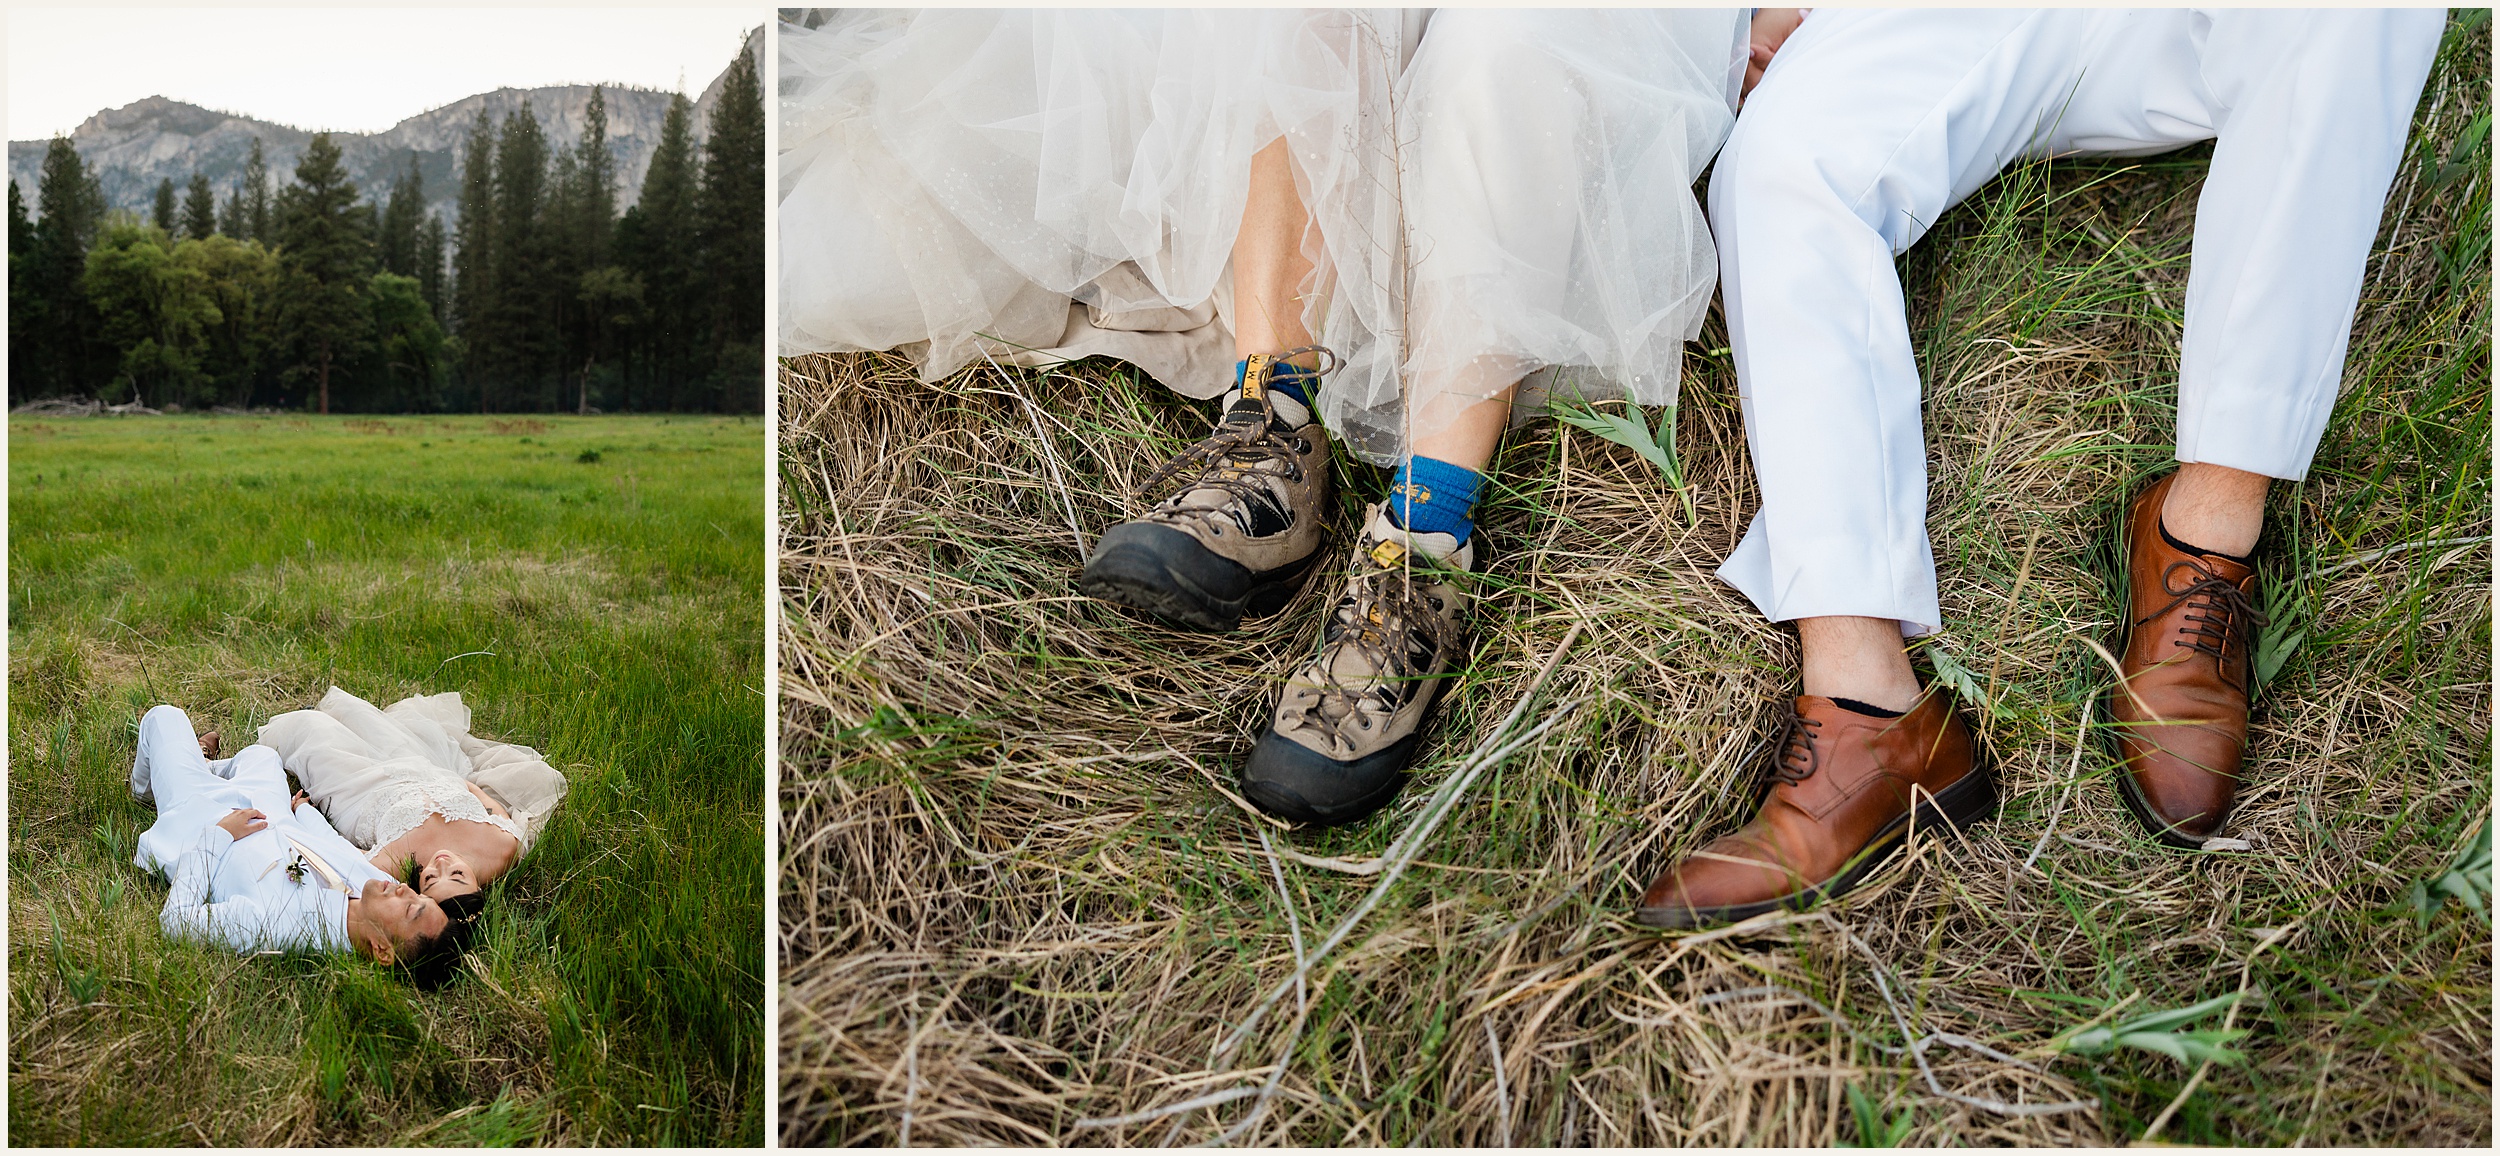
[1268,504,1472,763]
[1133,360,1331,576]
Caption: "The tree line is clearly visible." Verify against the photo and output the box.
[7,50,763,414]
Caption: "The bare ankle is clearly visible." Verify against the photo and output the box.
[2161,462,2270,558]
[1796,616,1921,713]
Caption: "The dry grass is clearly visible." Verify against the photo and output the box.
[778,19,2490,1146]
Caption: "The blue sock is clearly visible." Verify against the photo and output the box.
[1234,358,1315,410]
[1386,455,1483,543]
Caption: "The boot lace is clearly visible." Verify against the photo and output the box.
[1765,708,1824,787]
[2138,558,2267,666]
[1133,346,1337,528]
[1299,547,1453,729]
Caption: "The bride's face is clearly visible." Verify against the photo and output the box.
[418,849,482,899]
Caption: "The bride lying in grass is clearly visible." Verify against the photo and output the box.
[253,686,570,901]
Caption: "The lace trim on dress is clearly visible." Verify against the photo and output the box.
[363,779,523,854]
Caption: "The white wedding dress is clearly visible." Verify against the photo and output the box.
[254,686,569,856]
[1399,10,1748,438]
[780,8,1418,458]
[780,8,1747,462]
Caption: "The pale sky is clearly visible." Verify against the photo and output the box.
[7,7,762,139]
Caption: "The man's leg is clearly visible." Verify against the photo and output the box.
[223,745,294,816]
[134,704,222,810]
[1076,135,1337,633]
[2105,9,2442,843]
[1645,10,2134,927]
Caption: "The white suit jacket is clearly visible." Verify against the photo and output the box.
[136,762,394,954]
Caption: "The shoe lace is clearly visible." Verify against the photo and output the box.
[2139,558,2267,667]
[1303,544,1451,725]
[1133,346,1336,525]
[1764,708,1824,787]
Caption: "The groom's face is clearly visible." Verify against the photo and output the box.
[354,878,449,963]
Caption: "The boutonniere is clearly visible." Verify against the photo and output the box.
[259,848,314,886]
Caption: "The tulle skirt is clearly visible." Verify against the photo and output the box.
[781,8,1746,463]
[1400,9,1747,443]
[255,686,570,854]
[781,8,1414,455]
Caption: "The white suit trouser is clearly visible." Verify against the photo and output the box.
[133,704,290,873]
[1711,8,2444,633]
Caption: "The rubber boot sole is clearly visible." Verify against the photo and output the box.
[1633,745,1998,930]
[1079,522,1319,633]
[1239,731,1419,826]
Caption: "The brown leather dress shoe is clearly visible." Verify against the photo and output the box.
[1635,691,1993,929]
[2106,472,2266,848]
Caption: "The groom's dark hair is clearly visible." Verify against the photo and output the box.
[399,890,486,990]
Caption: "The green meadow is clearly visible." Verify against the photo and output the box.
[8,414,763,1145]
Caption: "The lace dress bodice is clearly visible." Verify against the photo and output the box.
[355,775,526,852]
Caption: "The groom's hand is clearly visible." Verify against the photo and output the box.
[1745,8,1808,98]
[216,808,269,840]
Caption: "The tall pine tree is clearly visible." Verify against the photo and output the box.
[418,213,447,322]
[574,87,617,268]
[697,44,766,411]
[8,180,34,396]
[218,186,246,238]
[242,137,272,243]
[27,138,106,398]
[182,173,218,240]
[451,108,498,408]
[379,155,424,277]
[153,178,178,234]
[566,86,622,411]
[621,92,699,409]
[273,133,374,413]
[489,102,554,408]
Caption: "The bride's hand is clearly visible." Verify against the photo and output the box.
[290,789,311,813]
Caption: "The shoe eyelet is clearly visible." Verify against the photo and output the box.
[1291,437,1312,453]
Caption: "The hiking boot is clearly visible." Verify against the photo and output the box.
[2106,472,2265,847]
[1241,502,1472,825]
[1635,691,1994,929]
[1079,351,1333,632]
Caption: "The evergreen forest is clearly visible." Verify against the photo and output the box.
[7,52,764,414]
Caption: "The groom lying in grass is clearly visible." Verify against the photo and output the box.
[130,704,479,987]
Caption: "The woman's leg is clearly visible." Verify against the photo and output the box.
[1231,139,1318,363]
[1075,137,1335,633]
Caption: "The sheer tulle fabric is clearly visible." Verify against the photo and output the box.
[1398,9,1747,441]
[781,9,1411,457]
[255,687,570,855]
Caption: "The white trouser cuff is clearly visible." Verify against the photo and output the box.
[1717,511,1941,637]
